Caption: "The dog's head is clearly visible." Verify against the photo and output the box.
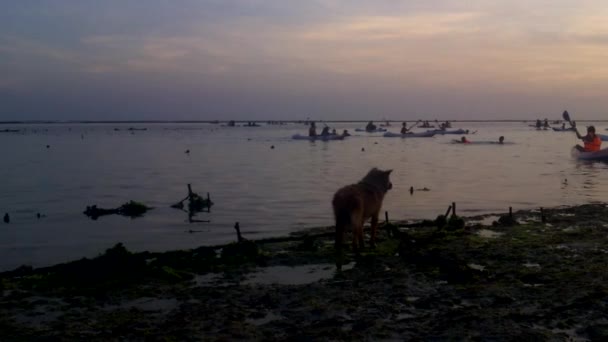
[361,168,393,193]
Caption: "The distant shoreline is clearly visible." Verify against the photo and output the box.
[1,119,607,125]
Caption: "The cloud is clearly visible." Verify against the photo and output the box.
[300,12,483,41]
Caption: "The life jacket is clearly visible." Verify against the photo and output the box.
[584,135,601,152]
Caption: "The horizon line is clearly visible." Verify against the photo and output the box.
[1,119,604,125]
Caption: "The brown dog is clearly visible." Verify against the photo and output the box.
[332,168,393,252]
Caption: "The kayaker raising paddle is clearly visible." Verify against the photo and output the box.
[574,125,601,152]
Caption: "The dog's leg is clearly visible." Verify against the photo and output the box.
[370,214,379,248]
[358,223,365,250]
[351,223,359,253]
[335,223,344,250]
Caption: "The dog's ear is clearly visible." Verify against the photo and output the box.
[385,169,393,175]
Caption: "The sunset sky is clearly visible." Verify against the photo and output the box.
[1,1,608,121]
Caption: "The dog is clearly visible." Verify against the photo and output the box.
[332,168,393,252]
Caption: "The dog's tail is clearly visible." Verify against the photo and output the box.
[332,188,361,248]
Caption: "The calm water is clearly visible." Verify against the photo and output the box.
[1,121,607,270]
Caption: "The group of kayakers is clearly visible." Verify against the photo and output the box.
[308,122,350,137]
[535,118,550,129]
[306,117,602,153]
[419,120,451,129]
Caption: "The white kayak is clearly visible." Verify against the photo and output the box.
[571,146,608,161]
[383,131,435,138]
[355,128,388,133]
[552,127,575,132]
[292,134,345,141]
[427,129,469,135]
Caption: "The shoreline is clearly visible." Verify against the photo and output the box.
[2,203,608,340]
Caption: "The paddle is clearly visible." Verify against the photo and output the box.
[563,110,573,128]
[407,120,421,131]
[564,110,583,143]
[401,120,421,134]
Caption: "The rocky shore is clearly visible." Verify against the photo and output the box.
[2,204,608,341]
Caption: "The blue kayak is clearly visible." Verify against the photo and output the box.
[355,128,388,133]
[292,134,345,141]
[427,129,469,135]
[383,131,435,138]
[552,127,575,132]
[571,146,608,161]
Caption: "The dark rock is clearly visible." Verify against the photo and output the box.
[582,324,608,340]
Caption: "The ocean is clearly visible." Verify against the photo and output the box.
[1,121,607,270]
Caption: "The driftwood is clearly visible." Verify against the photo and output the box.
[84,201,151,220]
[171,184,213,223]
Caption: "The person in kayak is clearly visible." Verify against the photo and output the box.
[498,136,505,144]
[574,126,601,152]
[342,129,351,137]
[309,122,317,137]
[400,122,409,134]
[320,126,330,136]
[460,136,471,144]
[366,121,377,132]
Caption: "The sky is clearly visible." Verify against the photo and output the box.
[1,0,608,121]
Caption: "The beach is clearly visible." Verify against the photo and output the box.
[2,203,608,340]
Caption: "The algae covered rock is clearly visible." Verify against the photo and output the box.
[221,241,259,264]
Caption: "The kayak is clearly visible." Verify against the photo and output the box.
[571,146,608,161]
[383,131,435,138]
[427,129,469,135]
[451,140,514,145]
[355,128,388,133]
[291,134,345,141]
[552,127,575,132]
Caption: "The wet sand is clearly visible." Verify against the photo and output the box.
[2,204,608,340]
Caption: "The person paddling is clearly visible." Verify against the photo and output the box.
[308,122,317,137]
[400,122,408,134]
[320,126,330,136]
[574,126,601,152]
[365,121,377,132]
